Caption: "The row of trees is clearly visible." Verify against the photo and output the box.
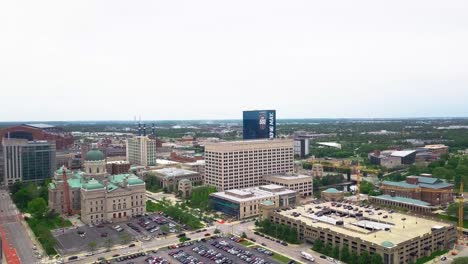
[186,186,217,210]
[10,181,71,255]
[10,181,49,212]
[312,239,383,264]
[146,200,203,229]
[313,174,346,189]
[255,219,300,244]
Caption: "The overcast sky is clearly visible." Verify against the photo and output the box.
[1,0,467,121]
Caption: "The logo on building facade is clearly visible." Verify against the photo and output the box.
[259,113,267,130]
[268,112,275,138]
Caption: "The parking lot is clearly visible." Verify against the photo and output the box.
[100,236,285,264]
[53,224,136,255]
[125,213,184,239]
[53,213,183,255]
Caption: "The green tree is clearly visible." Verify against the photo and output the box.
[371,253,383,264]
[340,246,350,262]
[241,232,247,238]
[453,257,468,264]
[350,251,359,264]
[9,181,24,194]
[145,174,162,192]
[312,239,323,253]
[323,244,332,256]
[214,228,221,234]
[408,165,421,176]
[88,241,97,252]
[27,198,47,218]
[359,251,370,264]
[13,189,31,211]
[332,246,340,259]
[160,225,170,237]
[360,181,375,195]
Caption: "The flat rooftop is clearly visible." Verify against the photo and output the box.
[373,195,432,207]
[205,139,293,151]
[268,174,311,180]
[152,167,198,178]
[274,201,453,248]
[390,150,416,157]
[211,185,296,203]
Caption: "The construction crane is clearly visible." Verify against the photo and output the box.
[459,181,464,241]
[355,165,361,202]
[62,167,72,216]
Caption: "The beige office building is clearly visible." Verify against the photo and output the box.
[205,139,294,191]
[126,136,157,166]
[262,174,313,197]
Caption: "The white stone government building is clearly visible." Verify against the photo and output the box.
[48,145,146,224]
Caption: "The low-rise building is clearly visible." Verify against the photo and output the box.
[263,201,457,264]
[369,195,434,214]
[422,145,449,156]
[181,160,205,178]
[106,160,131,175]
[321,188,344,201]
[178,179,192,198]
[210,184,298,219]
[262,174,312,197]
[381,175,453,206]
[369,150,416,168]
[311,164,324,177]
[151,167,203,192]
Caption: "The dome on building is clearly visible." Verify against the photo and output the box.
[85,148,105,161]
[82,179,105,190]
[381,241,395,248]
[323,188,341,193]
[126,175,145,185]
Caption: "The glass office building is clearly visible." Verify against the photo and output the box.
[2,138,56,185]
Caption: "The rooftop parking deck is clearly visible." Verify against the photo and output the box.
[274,201,454,248]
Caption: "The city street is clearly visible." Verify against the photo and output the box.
[0,188,38,264]
[214,220,331,264]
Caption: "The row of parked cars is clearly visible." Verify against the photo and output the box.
[113,252,147,262]
[169,249,202,264]
[144,256,169,264]
[192,244,234,264]
[253,231,288,246]
[211,240,273,264]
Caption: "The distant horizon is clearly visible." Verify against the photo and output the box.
[1,116,468,124]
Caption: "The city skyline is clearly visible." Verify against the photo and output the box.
[1,0,467,121]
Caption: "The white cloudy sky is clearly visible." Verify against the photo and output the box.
[1,0,467,121]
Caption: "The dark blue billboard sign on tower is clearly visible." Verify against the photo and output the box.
[243,110,276,140]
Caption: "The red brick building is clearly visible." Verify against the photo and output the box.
[381,175,453,206]
[0,124,74,150]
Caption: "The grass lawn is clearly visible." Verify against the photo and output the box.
[436,214,468,228]
[254,246,292,264]
[271,252,293,264]
[240,240,254,247]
